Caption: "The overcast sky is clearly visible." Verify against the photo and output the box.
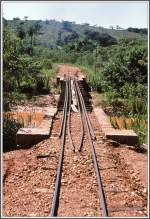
[2,1,148,28]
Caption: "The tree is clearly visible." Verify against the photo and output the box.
[34,21,42,34]
[13,17,20,21]
[45,19,50,25]
[84,30,117,46]
[28,26,34,46]
[24,16,28,21]
[109,26,113,29]
[127,27,147,35]
[56,31,62,46]
[3,24,23,90]
[82,23,90,26]
[28,22,42,47]
[17,26,26,40]
[99,33,117,46]
[102,41,147,92]
[85,30,100,41]
[62,20,72,32]
[3,17,8,26]
[64,31,79,44]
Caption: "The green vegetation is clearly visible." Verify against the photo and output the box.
[3,18,59,150]
[85,42,147,144]
[3,18,148,146]
[3,19,58,110]
[78,39,147,145]
[3,116,23,152]
[6,19,147,47]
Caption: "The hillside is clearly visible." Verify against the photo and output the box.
[6,19,147,47]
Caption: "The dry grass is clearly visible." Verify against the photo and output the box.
[110,116,133,129]
[4,112,44,128]
[110,116,147,144]
[110,116,147,129]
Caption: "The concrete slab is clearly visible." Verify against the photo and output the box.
[105,129,138,145]
[94,107,138,145]
[16,108,57,147]
[17,128,50,135]
[16,127,51,147]
[39,119,52,129]
[94,107,114,132]
[42,107,57,117]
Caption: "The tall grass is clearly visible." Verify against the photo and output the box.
[75,64,104,92]
[3,111,44,128]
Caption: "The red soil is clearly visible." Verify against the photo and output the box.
[57,64,85,78]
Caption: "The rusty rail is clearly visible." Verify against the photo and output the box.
[50,77,108,217]
[67,77,75,152]
[74,79,108,217]
[50,79,69,216]
[74,79,84,151]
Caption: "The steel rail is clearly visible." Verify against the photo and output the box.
[59,81,67,138]
[73,79,84,152]
[67,77,75,152]
[75,79,108,217]
[50,79,69,216]
[74,79,95,140]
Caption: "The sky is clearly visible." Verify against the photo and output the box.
[2,1,148,29]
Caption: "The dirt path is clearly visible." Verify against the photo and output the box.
[57,64,85,78]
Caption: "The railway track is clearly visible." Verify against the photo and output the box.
[3,66,147,217]
[2,75,147,217]
[50,77,108,216]
[49,76,147,217]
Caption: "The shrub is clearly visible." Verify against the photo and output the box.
[36,78,45,92]
[3,92,27,110]
[42,59,52,69]
[3,116,23,152]
[132,116,147,144]
[20,78,36,93]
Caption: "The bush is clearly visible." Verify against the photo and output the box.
[20,79,36,93]
[3,92,27,110]
[80,66,103,92]
[36,78,45,91]
[132,116,147,144]
[101,41,147,91]
[42,59,52,69]
[3,116,23,152]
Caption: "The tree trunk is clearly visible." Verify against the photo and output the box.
[31,35,33,46]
